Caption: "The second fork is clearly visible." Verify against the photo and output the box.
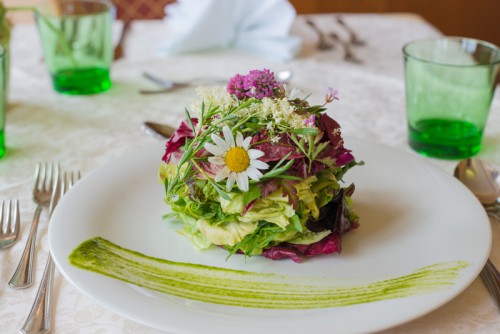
[21,171,81,334]
[9,162,59,289]
[0,199,20,249]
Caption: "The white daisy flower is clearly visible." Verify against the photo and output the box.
[204,126,269,192]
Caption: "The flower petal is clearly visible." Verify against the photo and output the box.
[211,134,230,151]
[236,132,244,147]
[226,173,236,192]
[214,166,231,182]
[208,156,225,165]
[246,165,263,181]
[223,126,235,147]
[205,142,226,156]
[248,149,264,159]
[242,136,252,150]
[250,159,269,170]
[236,172,249,192]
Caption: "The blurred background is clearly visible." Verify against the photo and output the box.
[289,0,500,47]
[4,0,500,47]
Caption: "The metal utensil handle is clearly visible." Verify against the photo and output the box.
[20,254,55,334]
[143,72,174,89]
[480,259,500,309]
[9,205,43,288]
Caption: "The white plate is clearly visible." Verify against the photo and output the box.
[49,137,491,334]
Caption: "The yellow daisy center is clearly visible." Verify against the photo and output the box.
[225,147,250,173]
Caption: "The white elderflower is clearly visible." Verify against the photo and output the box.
[190,86,235,119]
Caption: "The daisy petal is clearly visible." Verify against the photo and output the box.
[242,136,252,150]
[214,167,231,182]
[248,149,264,159]
[226,173,236,192]
[211,134,230,151]
[205,142,226,156]
[236,172,249,192]
[236,132,244,147]
[251,159,269,170]
[246,165,263,181]
[223,126,235,147]
[208,156,225,165]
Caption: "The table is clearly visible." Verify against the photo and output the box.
[1,13,499,333]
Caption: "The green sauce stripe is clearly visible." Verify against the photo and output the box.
[69,237,470,309]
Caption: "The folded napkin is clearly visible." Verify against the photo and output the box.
[158,0,301,60]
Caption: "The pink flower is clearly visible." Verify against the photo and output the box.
[304,114,316,126]
[325,87,339,103]
[226,74,246,100]
[227,68,282,100]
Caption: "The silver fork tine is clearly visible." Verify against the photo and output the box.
[0,199,21,249]
[48,163,58,193]
[9,162,60,289]
[14,200,20,240]
[21,171,81,334]
[34,163,41,192]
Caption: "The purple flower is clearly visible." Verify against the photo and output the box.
[325,87,339,103]
[227,68,282,100]
[226,74,246,100]
[304,114,316,126]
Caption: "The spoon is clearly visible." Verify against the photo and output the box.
[140,69,294,95]
[454,158,500,213]
[141,121,175,140]
[454,158,500,308]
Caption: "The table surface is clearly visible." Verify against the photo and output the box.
[1,13,499,333]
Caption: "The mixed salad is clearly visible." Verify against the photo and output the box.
[159,69,360,262]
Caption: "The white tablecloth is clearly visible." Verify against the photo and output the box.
[1,14,499,333]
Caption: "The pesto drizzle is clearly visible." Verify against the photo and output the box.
[69,237,469,309]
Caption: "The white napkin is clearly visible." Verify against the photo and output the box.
[158,0,301,61]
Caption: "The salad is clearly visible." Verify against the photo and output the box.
[159,69,360,262]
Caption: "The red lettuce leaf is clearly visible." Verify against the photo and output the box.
[319,114,343,149]
[307,184,358,234]
[162,118,197,163]
[290,158,328,178]
[262,233,342,263]
[317,114,354,167]
[252,134,304,163]
[261,245,303,263]
[281,179,299,210]
[259,179,280,198]
[258,179,299,210]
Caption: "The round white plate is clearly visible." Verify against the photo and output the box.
[49,137,491,334]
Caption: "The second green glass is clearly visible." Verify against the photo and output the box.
[35,0,114,95]
[403,37,500,159]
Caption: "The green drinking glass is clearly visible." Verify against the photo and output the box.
[403,37,500,159]
[35,0,114,95]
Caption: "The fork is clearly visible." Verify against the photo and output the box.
[328,32,362,64]
[9,162,59,289]
[0,199,20,249]
[480,258,500,309]
[21,171,80,334]
[305,18,335,51]
[336,16,366,46]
